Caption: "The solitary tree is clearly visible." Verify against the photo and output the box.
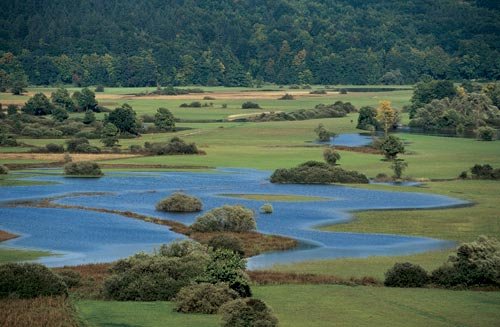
[73,87,97,112]
[51,88,75,112]
[52,106,69,122]
[154,107,176,131]
[314,124,331,142]
[10,71,28,95]
[323,147,341,165]
[83,110,96,124]
[22,93,54,115]
[376,100,397,136]
[101,123,119,147]
[106,104,138,135]
[391,159,408,179]
[379,135,405,160]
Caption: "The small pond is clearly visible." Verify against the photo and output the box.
[320,133,373,147]
[0,169,467,269]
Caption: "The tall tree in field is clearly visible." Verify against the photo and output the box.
[106,104,138,135]
[376,101,397,136]
[101,123,119,147]
[154,108,175,131]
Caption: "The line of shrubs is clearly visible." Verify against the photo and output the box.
[156,192,203,212]
[460,164,500,180]
[179,101,214,108]
[384,236,500,288]
[63,161,103,177]
[270,161,369,184]
[103,240,278,326]
[243,101,356,122]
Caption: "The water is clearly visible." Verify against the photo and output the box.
[317,133,373,147]
[0,169,467,268]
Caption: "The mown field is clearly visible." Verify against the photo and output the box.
[1,85,499,327]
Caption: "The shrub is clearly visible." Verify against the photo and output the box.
[45,143,65,153]
[219,298,278,327]
[339,88,348,94]
[278,93,294,100]
[207,235,244,256]
[175,283,238,314]
[0,165,9,174]
[156,192,202,212]
[74,143,101,153]
[314,123,331,142]
[203,96,216,100]
[470,164,500,180]
[158,240,208,258]
[56,270,82,288]
[66,137,90,152]
[104,242,209,301]
[323,148,341,165]
[179,101,202,108]
[260,203,273,214]
[241,101,261,109]
[146,137,199,155]
[64,161,103,177]
[475,126,497,141]
[431,236,500,287]
[129,144,143,153]
[310,90,327,94]
[270,162,369,184]
[200,249,251,297]
[191,205,256,232]
[384,262,429,287]
[95,85,104,92]
[357,106,380,130]
[0,263,68,298]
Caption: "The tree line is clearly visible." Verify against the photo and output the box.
[0,0,499,87]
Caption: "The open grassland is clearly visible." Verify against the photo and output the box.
[75,285,500,327]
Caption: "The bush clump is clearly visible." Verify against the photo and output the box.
[476,126,497,141]
[145,137,199,155]
[64,161,103,177]
[156,192,202,212]
[270,161,369,184]
[241,101,261,109]
[191,205,256,232]
[260,203,273,214]
[219,298,278,327]
[56,270,82,288]
[431,236,500,287]
[0,164,8,174]
[0,263,68,298]
[278,93,294,100]
[384,262,429,288]
[175,283,238,314]
[470,164,500,180]
[104,241,209,301]
[207,235,244,256]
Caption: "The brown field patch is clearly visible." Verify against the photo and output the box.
[0,296,80,327]
[0,152,141,162]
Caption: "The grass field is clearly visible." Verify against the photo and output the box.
[0,247,52,263]
[75,285,500,327]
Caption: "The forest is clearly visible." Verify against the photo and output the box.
[0,0,499,87]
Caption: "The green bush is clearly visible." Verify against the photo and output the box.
[378,135,405,160]
[260,203,273,214]
[175,283,238,314]
[66,137,90,152]
[156,192,202,212]
[45,143,65,153]
[0,165,8,174]
[384,262,429,288]
[470,164,500,180]
[199,249,251,297]
[158,240,208,258]
[431,236,500,287]
[219,298,278,327]
[191,205,256,232]
[207,235,244,256]
[104,242,209,301]
[56,270,82,288]
[0,263,68,298]
[476,126,497,141]
[270,161,369,184]
[145,137,199,155]
[323,147,341,165]
[64,161,103,177]
[241,101,261,109]
[278,93,294,100]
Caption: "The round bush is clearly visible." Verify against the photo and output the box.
[476,126,496,141]
[175,283,238,314]
[156,192,202,212]
[56,270,82,288]
[384,262,429,288]
[64,161,103,177]
[0,263,68,298]
[219,298,278,327]
[260,203,273,214]
[191,205,256,232]
[207,235,244,256]
[241,101,261,109]
[0,164,9,174]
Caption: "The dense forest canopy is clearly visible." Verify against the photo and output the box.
[0,0,499,87]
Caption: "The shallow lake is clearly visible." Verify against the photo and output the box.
[0,169,467,269]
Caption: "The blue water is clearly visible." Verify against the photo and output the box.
[328,133,373,147]
[0,169,467,269]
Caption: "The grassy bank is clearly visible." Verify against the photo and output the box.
[75,284,500,327]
